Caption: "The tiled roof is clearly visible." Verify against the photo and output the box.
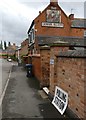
[71,19,86,28]
[36,36,86,47]
[57,49,86,57]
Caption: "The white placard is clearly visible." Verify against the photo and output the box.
[50,59,54,65]
[43,87,49,94]
[42,22,64,28]
[52,86,68,115]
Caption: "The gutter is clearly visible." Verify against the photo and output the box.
[43,87,79,119]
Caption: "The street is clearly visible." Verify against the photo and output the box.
[2,59,12,94]
[0,59,2,99]
[0,59,16,119]
[0,59,13,99]
[2,64,66,119]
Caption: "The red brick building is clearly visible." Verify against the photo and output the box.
[27,0,86,85]
[6,43,17,60]
[20,38,29,64]
[27,0,86,118]
[28,0,85,54]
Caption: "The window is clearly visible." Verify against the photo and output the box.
[28,28,35,44]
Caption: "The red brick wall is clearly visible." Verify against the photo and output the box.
[32,55,41,81]
[50,46,69,93]
[23,57,28,64]
[21,39,29,47]
[35,5,70,37]
[31,48,50,87]
[40,47,50,87]
[34,4,84,38]
[70,28,84,37]
[21,44,28,57]
[50,57,86,118]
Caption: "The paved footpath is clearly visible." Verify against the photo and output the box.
[2,65,66,119]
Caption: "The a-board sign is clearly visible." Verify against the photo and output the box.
[52,86,68,115]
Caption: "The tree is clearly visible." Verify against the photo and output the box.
[4,41,7,50]
[0,41,3,49]
[8,41,11,47]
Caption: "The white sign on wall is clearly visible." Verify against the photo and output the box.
[52,86,68,115]
[50,59,54,65]
[42,22,64,28]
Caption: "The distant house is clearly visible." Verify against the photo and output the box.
[20,38,29,64]
[15,46,21,61]
[0,49,7,59]
[0,49,2,58]
[6,43,18,60]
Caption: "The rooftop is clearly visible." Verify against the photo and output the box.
[71,19,86,28]
[36,36,86,47]
[57,49,86,58]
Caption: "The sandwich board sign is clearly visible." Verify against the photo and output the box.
[52,86,68,115]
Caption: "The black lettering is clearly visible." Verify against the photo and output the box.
[56,89,67,103]
[54,97,65,111]
[62,93,66,102]
[60,102,65,111]
[54,96,58,104]
[56,89,59,96]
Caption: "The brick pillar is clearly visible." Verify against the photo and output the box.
[49,45,69,94]
[40,46,50,88]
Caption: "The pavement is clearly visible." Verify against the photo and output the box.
[2,65,67,119]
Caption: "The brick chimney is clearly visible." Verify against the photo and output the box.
[50,0,58,6]
[13,43,16,46]
[39,11,41,14]
[69,14,74,20]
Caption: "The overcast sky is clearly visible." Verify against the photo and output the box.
[0,0,85,46]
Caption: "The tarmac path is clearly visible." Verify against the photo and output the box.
[0,59,12,98]
[2,65,66,119]
[0,59,17,120]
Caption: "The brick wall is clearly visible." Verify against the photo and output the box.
[32,55,41,81]
[70,28,84,37]
[40,47,50,87]
[21,44,28,57]
[21,39,29,47]
[50,46,69,93]
[23,57,28,64]
[50,56,86,118]
[31,47,50,88]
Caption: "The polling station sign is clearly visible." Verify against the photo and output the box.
[52,86,68,115]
